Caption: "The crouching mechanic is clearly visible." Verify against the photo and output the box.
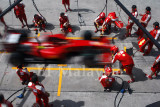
[33,14,46,32]
[111,46,135,83]
[94,12,106,33]
[28,75,50,107]
[59,12,72,33]
[101,12,118,35]
[0,94,13,107]
[99,65,115,91]
[139,22,160,55]
[146,55,160,79]
[125,5,138,37]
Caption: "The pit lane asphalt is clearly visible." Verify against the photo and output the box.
[0,0,160,107]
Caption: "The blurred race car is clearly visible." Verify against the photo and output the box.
[3,31,114,67]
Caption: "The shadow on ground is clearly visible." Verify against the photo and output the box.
[132,67,147,82]
[50,100,85,107]
[7,28,31,33]
[146,101,160,107]
[132,42,139,50]
[38,76,45,82]
[112,27,122,34]
[72,25,81,34]
[72,8,95,13]
[112,78,124,91]
[28,23,55,30]
[112,28,126,40]
[45,23,55,30]
[145,48,160,57]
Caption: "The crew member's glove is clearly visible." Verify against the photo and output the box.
[96,23,99,28]
[100,33,103,36]
[100,30,104,36]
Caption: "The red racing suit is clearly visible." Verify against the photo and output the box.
[126,10,138,29]
[59,15,72,32]
[112,50,134,75]
[14,3,27,21]
[0,100,13,107]
[136,13,151,38]
[102,12,118,33]
[99,73,115,88]
[151,55,160,72]
[139,28,160,54]
[94,16,105,26]
[28,82,49,107]
[16,68,34,85]
[102,16,112,32]
[62,0,70,5]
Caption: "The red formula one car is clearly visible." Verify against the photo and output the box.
[4,31,114,67]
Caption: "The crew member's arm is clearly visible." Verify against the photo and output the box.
[94,17,100,26]
[153,56,160,68]
[140,14,151,24]
[66,16,69,25]
[139,13,144,16]
[101,22,106,35]
[112,54,117,64]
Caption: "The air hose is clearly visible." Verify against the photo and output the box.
[6,88,23,101]
[114,76,125,107]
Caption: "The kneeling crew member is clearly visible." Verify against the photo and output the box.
[99,65,115,91]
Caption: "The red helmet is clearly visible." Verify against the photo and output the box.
[99,12,106,18]
[108,12,118,21]
[104,65,112,76]
[111,46,119,55]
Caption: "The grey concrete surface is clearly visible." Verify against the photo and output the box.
[0,0,160,107]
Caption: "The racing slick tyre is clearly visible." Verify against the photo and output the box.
[83,30,93,40]
[9,53,24,66]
